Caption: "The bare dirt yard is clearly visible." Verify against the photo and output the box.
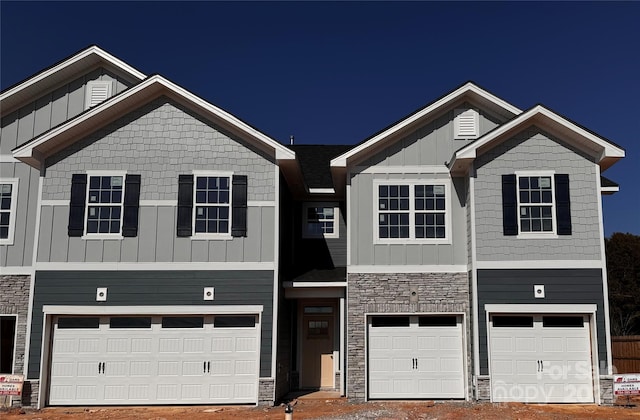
[3,397,640,420]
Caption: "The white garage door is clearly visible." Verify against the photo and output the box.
[49,314,260,405]
[489,314,593,403]
[368,315,465,399]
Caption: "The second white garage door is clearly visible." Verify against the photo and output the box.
[368,315,465,399]
[49,314,260,405]
[489,314,594,403]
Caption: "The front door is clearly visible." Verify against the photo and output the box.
[301,306,334,389]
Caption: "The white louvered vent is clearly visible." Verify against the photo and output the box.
[85,80,113,109]
[454,108,479,139]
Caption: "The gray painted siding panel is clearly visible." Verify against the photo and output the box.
[474,127,601,261]
[360,104,504,168]
[0,68,135,154]
[37,204,273,263]
[38,99,276,264]
[477,268,607,375]
[349,170,467,266]
[1,162,39,267]
[28,270,275,379]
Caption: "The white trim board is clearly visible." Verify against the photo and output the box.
[475,260,603,269]
[0,266,33,275]
[283,281,347,288]
[353,165,450,174]
[484,304,597,313]
[42,305,264,315]
[34,262,275,271]
[349,265,467,274]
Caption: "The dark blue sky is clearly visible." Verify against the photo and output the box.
[2,1,638,236]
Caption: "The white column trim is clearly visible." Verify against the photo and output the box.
[270,166,279,401]
[595,166,613,375]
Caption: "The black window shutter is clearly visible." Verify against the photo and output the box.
[231,175,248,237]
[68,174,87,237]
[122,175,141,237]
[502,174,518,236]
[555,174,572,235]
[177,175,194,237]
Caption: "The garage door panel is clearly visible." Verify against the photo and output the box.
[368,315,465,399]
[489,313,594,403]
[49,313,260,405]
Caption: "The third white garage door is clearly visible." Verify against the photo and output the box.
[48,314,260,405]
[368,315,465,399]
[489,314,594,403]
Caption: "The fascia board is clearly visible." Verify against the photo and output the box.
[455,105,625,161]
[0,46,145,103]
[330,82,522,168]
[14,75,294,164]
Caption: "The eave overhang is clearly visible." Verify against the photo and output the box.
[0,45,146,117]
[448,105,626,176]
[330,82,522,170]
[12,75,296,168]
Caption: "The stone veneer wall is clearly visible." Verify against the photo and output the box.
[475,377,612,404]
[0,275,32,407]
[259,378,275,405]
[346,272,470,402]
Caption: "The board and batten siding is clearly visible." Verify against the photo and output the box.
[477,268,607,375]
[28,270,275,379]
[37,204,274,263]
[359,103,503,168]
[0,162,39,267]
[349,170,467,266]
[473,127,601,261]
[36,97,276,263]
[1,68,133,154]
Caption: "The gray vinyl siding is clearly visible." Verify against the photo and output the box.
[477,268,607,375]
[37,205,274,263]
[359,103,503,168]
[37,97,276,263]
[28,270,274,379]
[0,162,39,267]
[1,67,133,154]
[474,126,601,261]
[349,170,467,266]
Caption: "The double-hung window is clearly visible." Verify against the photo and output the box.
[303,203,339,238]
[193,174,231,236]
[503,171,571,237]
[517,174,555,234]
[85,173,125,235]
[0,179,18,244]
[375,180,450,242]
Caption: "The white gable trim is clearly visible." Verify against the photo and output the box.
[453,105,625,163]
[13,75,295,167]
[0,46,145,113]
[330,82,521,168]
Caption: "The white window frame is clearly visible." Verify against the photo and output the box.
[84,80,113,109]
[0,178,19,245]
[515,170,558,239]
[454,108,479,139]
[373,179,451,244]
[191,170,233,240]
[83,171,127,239]
[302,202,339,239]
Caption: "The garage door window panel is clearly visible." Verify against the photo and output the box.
[57,317,100,329]
[542,316,584,328]
[214,316,256,328]
[109,317,152,329]
[418,316,457,327]
[161,317,204,328]
[492,316,534,328]
[371,316,410,328]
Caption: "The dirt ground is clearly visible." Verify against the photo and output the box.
[2,397,640,420]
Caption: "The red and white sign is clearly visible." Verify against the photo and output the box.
[0,374,24,396]
[614,374,640,396]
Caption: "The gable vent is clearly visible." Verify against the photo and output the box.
[85,80,113,109]
[454,108,479,139]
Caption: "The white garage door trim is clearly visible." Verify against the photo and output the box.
[39,305,263,408]
[366,313,466,400]
[485,304,600,403]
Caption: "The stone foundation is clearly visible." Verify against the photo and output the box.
[259,378,275,405]
[0,275,31,407]
[347,272,470,402]
[600,377,613,404]
[475,376,491,400]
